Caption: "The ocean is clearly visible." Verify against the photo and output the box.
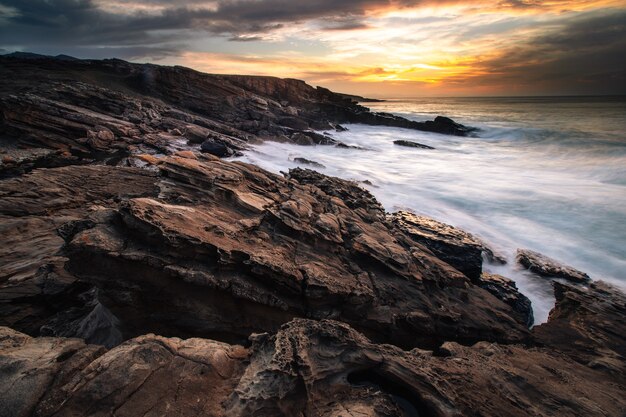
[234,96,626,323]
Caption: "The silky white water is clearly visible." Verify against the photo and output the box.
[234,96,626,324]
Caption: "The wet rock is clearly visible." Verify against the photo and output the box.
[293,157,325,168]
[393,140,435,149]
[478,273,533,327]
[426,115,476,136]
[1,53,624,417]
[389,211,504,281]
[200,139,234,157]
[516,249,591,283]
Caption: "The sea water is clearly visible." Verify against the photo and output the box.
[234,96,626,323]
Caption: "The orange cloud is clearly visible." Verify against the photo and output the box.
[155,1,626,96]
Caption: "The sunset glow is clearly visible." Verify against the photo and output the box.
[1,0,624,96]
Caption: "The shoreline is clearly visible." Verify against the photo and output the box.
[1,56,625,417]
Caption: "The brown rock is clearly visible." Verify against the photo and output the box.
[389,211,505,282]
[478,273,533,327]
[55,156,529,349]
[534,281,626,374]
[2,315,624,417]
[516,249,591,283]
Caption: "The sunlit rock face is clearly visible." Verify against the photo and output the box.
[0,152,529,350]
[0,55,625,417]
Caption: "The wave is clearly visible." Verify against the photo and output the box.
[234,97,626,324]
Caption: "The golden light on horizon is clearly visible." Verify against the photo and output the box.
[160,0,624,96]
[3,0,620,96]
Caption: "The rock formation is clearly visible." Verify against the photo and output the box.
[0,54,474,180]
[2,281,625,417]
[516,249,591,283]
[0,55,624,417]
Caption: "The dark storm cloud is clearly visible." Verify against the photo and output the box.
[0,0,196,55]
[0,0,402,56]
[0,0,603,52]
[0,0,624,94]
[446,10,626,94]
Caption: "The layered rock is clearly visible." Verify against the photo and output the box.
[478,273,534,327]
[389,212,505,282]
[534,280,626,375]
[0,165,158,346]
[1,54,625,417]
[516,249,591,283]
[56,156,529,349]
[0,55,475,179]
[393,139,435,149]
[2,302,625,417]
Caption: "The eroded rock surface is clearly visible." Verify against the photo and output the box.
[57,156,530,349]
[0,326,247,417]
[534,281,626,375]
[393,139,435,149]
[1,54,624,417]
[478,273,534,327]
[2,304,625,417]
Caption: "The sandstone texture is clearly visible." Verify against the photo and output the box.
[0,55,624,417]
[2,285,625,417]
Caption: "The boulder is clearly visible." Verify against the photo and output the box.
[200,139,234,157]
[389,211,505,282]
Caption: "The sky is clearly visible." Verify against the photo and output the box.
[0,0,625,97]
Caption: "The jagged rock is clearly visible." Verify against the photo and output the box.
[393,139,435,149]
[2,313,624,417]
[0,165,158,340]
[534,281,626,374]
[0,55,476,173]
[516,249,591,283]
[478,273,533,327]
[293,157,325,168]
[288,167,385,220]
[1,53,625,417]
[0,155,531,350]
[389,211,505,281]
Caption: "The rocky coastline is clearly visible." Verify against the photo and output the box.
[0,55,624,417]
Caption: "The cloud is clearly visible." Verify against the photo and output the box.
[441,9,626,94]
[0,0,624,95]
